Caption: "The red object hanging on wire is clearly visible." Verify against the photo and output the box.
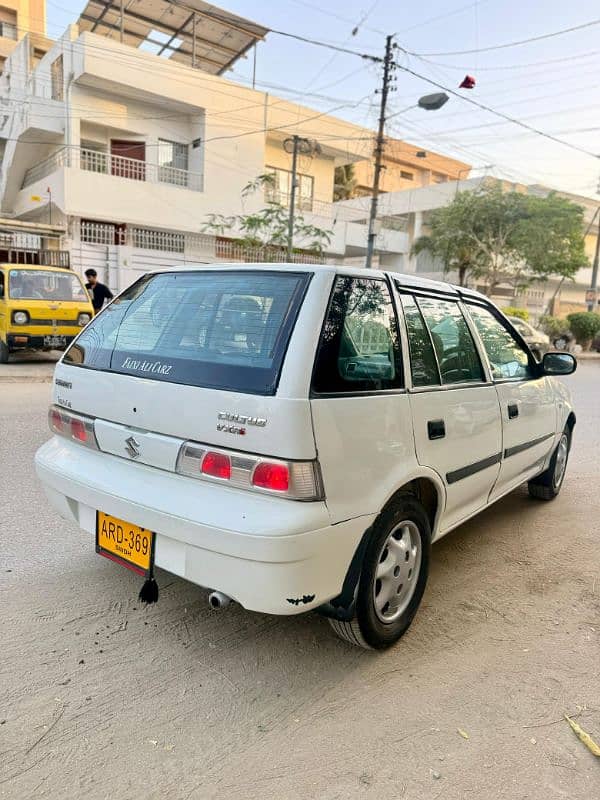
[459,75,476,89]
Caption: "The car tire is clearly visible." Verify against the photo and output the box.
[0,339,9,364]
[528,427,571,501]
[329,496,431,649]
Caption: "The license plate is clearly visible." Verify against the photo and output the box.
[44,335,66,348]
[96,512,154,576]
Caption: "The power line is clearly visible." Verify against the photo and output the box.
[394,62,600,159]
[267,28,381,61]
[395,0,494,35]
[407,17,600,56]
[416,49,600,72]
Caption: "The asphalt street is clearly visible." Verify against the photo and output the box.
[0,363,599,800]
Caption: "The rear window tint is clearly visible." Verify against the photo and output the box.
[63,270,310,394]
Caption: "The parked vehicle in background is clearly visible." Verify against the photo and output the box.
[35,265,577,649]
[507,316,550,361]
[0,264,93,363]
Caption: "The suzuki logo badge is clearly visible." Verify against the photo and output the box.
[125,436,141,459]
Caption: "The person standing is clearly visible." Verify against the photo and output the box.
[84,269,113,314]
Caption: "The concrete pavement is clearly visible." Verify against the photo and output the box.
[0,352,58,382]
[0,364,599,800]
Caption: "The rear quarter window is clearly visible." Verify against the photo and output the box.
[63,270,310,394]
[312,276,403,394]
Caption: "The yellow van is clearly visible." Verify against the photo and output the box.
[0,264,94,363]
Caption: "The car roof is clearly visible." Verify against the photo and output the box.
[145,262,491,302]
[0,263,77,275]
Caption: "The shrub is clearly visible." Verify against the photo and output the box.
[503,306,529,321]
[538,315,570,339]
[566,312,600,350]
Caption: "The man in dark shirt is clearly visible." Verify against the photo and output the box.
[84,269,114,313]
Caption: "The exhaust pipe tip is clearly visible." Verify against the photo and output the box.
[208,590,231,610]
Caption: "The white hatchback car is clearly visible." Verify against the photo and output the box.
[36,265,576,649]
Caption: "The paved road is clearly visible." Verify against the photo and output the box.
[1,366,599,800]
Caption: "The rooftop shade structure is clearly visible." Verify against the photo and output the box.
[78,0,269,74]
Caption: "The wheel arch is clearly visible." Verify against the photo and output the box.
[318,472,444,621]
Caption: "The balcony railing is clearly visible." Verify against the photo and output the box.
[215,239,337,265]
[80,148,203,191]
[22,148,69,188]
[21,147,203,192]
[0,247,70,267]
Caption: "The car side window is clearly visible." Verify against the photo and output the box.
[399,294,440,387]
[312,276,403,393]
[417,297,484,384]
[467,304,533,380]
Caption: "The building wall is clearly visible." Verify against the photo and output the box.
[263,138,335,209]
[353,139,471,195]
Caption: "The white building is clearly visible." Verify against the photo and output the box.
[0,1,413,291]
[339,176,598,317]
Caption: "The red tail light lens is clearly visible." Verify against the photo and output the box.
[176,443,322,500]
[50,408,64,433]
[252,462,289,492]
[70,418,87,442]
[48,406,98,450]
[201,451,231,480]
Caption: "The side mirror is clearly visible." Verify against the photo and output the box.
[542,352,577,376]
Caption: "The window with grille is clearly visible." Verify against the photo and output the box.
[51,55,64,101]
[265,166,314,211]
[158,139,189,186]
[132,227,185,253]
[0,7,17,41]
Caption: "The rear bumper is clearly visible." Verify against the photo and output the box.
[7,333,77,350]
[35,437,374,615]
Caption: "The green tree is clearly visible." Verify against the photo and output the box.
[202,174,332,259]
[411,190,487,288]
[566,311,600,350]
[412,184,589,294]
[513,193,588,283]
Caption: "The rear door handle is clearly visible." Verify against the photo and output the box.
[508,403,519,419]
[428,419,446,440]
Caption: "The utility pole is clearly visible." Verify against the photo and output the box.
[587,206,600,312]
[287,135,300,261]
[283,136,320,260]
[365,34,395,270]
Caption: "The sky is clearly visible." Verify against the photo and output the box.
[46,0,600,198]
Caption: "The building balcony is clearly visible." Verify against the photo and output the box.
[21,147,203,192]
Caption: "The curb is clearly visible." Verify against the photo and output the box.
[0,375,53,383]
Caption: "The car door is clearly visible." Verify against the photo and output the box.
[465,302,557,500]
[310,274,416,523]
[396,289,503,534]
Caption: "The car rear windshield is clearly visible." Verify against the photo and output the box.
[9,269,88,301]
[63,270,311,394]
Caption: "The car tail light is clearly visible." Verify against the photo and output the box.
[252,462,289,492]
[70,418,87,442]
[48,405,98,450]
[50,407,64,433]
[201,451,231,480]
[176,442,323,501]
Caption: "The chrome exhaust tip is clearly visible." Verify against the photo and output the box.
[208,590,231,610]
